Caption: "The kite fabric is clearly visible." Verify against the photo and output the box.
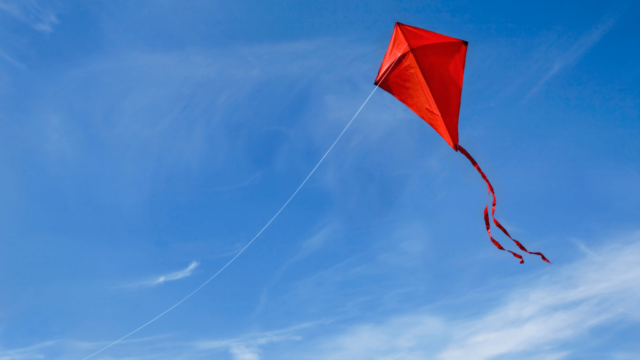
[375,22,549,264]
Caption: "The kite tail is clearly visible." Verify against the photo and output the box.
[457,145,549,264]
[491,217,550,263]
[484,205,523,263]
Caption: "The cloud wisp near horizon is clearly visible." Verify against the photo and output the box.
[2,233,639,360]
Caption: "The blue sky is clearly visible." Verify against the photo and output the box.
[0,0,639,359]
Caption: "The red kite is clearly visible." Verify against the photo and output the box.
[375,22,548,264]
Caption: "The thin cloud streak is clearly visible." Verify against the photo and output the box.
[210,172,262,192]
[194,322,320,360]
[525,13,621,100]
[255,223,336,314]
[0,340,59,360]
[303,234,640,360]
[0,0,59,32]
[153,261,199,285]
[0,336,173,360]
[0,49,25,68]
[122,261,200,288]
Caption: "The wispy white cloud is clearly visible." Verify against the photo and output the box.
[0,49,25,68]
[0,321,321,360]
[526,13,622,99]
[5,235,640,359]
[229,345,260,360]
[210,172,262,192]
[303,233,640,360]
[0,340,59,360]
[0,336,173,360]
[255,223,336,314]
[33,39,375,210]
[436,242,640,359]
[153,261,199,285]
[193,322,317,360]
[123,261,200,288]
[0,0,59,33]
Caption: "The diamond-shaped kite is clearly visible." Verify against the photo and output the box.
[375,22,549,263]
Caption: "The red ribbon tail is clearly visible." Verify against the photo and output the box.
[484,205,523,264]
[507,250,525,264]
[493,218,551,263]
[459,145,547,264]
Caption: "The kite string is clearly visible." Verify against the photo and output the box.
[79,44,409,360]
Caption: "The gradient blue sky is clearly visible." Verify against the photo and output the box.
[1,1,639,359]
